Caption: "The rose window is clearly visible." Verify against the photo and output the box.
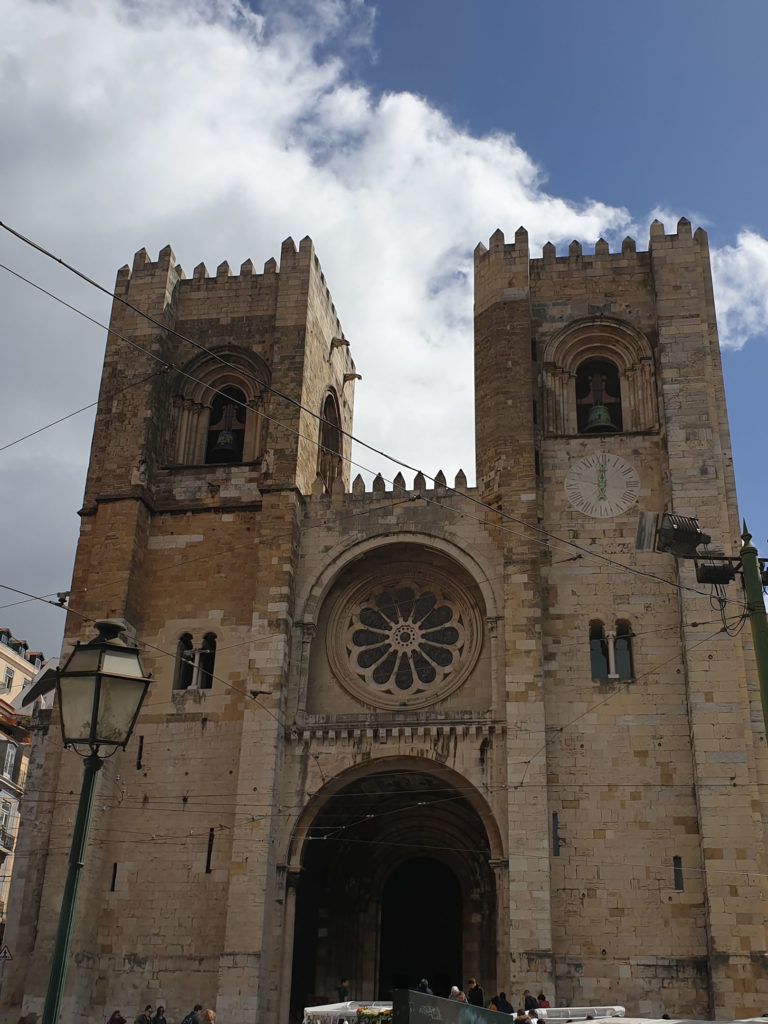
[328,569,481,708]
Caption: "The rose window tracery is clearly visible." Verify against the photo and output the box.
[328,567,481,708]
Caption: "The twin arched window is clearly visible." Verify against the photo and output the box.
[173,632,217,691]
[589,620,633,681]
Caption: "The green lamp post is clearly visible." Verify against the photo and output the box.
[41,620,150,1024]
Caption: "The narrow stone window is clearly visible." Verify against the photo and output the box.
[552,812,560,857]
[198,633,216,690]
[589,621,609,679]
[205,827,215,873]
[110,863,118,892]
[673,855,684,891]
[206,385,246,464]
[317,392,342,490]
[614,620,634,680]
[576,359,623,433]
[135,735,144,770]
[173,634,194,690]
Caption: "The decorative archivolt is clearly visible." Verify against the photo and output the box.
[541,316,657,435]
[172,346,271,464]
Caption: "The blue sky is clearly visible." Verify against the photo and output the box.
[1,0,767,656]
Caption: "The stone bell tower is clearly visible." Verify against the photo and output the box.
[472,218,768,1019]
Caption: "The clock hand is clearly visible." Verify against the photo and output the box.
[597,458,607,500]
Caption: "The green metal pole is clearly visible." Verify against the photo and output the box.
[41,751,103,1024]
[741,522,768,738]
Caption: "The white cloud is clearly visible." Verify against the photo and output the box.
[0,0,762,654]
[711,231,768,349]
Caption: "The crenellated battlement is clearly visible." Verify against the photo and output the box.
[308,468,475,502]
[114,236,345,339]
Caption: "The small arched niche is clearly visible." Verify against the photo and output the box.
[542,317,657,435]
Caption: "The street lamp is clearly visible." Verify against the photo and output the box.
[41,620,150,1024]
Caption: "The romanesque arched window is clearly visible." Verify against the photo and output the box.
[198,633,217,690]
[542,318,656,436]
[589,621,609,678]
[173,634,194,690]
[317,391,342,491]
[614,620,634,680]
[173,348,270,466]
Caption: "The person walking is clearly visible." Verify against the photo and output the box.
[152,1008,167,1024]
[134,1006,153,1024]
[180,1006,203,1024]
[107,1014,126,1024]
[467,979,484,1007]
[202,1012,216,1024]
[416,980,433,995]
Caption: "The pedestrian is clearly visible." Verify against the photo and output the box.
[523,992,539,1013]
[416,979,433,995]
[449,987,461,1000]
[514,1011,530,1024]
[107,1014,126,1024]
[537,994,550,1009]
[180,1006,203,1024]
[338,978,350,1001]
[202,1013,216,1024]
[467,979,485,1007]
[496,993,513,1014]
[135,1007,153,1024]
[152,1008,167,1024]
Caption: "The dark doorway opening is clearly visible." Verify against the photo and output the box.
[378,857,461,1000]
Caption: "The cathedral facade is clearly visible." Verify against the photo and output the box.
[2,221,767,1022]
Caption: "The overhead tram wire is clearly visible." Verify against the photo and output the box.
[0,228,747,612]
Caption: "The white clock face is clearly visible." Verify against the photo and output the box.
[565,453,640,518]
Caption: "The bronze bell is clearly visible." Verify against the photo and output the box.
[211,429,237,454]
[584,403,618,432]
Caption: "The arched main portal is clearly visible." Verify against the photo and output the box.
[288,766,496,1017]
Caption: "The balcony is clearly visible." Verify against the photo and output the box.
[0,828,14,853]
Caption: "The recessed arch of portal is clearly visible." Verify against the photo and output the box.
[286,759,502,1011]
[302,538,495,713]
[287,755,504,865]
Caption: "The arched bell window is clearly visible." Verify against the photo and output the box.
[317,391,342,490]
[576,359,623,433]
[542,317,657,436]
[173,347,270,466]
[206,386,246,464]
